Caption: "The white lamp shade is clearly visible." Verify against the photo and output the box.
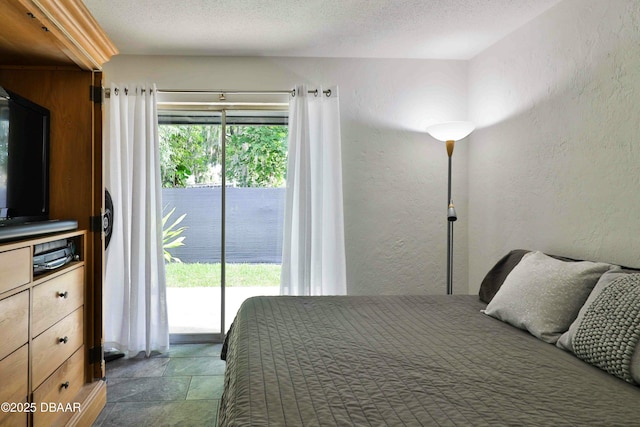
[426,121,475,142]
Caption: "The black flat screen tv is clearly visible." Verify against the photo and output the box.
[0,86,50,225]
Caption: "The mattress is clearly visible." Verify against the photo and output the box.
[219,295,640,426]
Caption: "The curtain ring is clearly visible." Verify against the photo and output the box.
[291,89,296,98]
[325,89,331,97]
[114,87,119,96]
[312,89,319,97]
[124,88,129,96]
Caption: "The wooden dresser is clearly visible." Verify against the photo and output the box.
[0,230,104,426]
[0,1,117,425]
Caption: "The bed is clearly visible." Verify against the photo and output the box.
[219,250,640,426]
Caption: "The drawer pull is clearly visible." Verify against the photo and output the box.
[57,291,69,298]
[61,381,70,389]
[59,336,69,344]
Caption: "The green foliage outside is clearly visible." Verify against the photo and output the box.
[162,206,187,263]
[226,126,288,187]
[159,125,221,187]
[165,262,281,287]
[159,124,287,188]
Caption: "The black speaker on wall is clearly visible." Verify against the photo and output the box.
[102,188,125,363]
[104,189,114,249]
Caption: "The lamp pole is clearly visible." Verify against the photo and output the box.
[446,140,456,295]
[425,121,474,296]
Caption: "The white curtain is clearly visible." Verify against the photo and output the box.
[281,85,347,295]
[104,83,169,357]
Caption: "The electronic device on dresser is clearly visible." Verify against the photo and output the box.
[33,238,78,275]
[0,86,78,242]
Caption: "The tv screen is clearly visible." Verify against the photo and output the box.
[0,86,50,225]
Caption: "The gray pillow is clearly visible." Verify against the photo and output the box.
[634,331,640,384]
[557,269,625,352]
[557,270,640,384]
[483,251,613,344]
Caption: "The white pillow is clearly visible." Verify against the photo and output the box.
[483,251,612,344]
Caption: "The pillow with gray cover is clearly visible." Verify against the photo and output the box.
[478,249,530,303]
[557,270,627,352]
[478,250,581,303]
[557,270,640,384]
[483,251,613,344]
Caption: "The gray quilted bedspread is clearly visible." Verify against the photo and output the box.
[218,295,640,426]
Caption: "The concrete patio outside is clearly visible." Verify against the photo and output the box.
[167,286,279,334]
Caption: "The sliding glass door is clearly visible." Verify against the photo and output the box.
[160,112,224,342]
[159,108,287,343]
[223,113,286,330]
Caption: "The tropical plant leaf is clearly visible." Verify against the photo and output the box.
[162,206,188,263]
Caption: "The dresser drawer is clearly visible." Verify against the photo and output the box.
[0,409,27,427]
[0,345,28,422]
[33,346,85,427]
[31,307,84,388]
[0,290,29,360]
[32,266,84,337]
[0,247,30,295]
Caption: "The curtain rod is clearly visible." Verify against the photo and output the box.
[103,88,331,98]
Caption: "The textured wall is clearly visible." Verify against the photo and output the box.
[104,56,469,295]
[104,0,640,297]
[468,0,640,293]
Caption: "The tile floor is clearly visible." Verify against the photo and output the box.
[92,343,225,426]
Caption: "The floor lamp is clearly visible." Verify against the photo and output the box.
[425,121,475,295]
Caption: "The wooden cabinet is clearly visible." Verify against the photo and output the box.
[32,348,86,427]
[0,345,29,426]
[0,289,30,427]
[0,291,29,360]
[0,231,105,427]
[0,248,31,294]
[0,0,117,70]
[32,307,85,389]
[32,268,84,338]
[0,1,117,425]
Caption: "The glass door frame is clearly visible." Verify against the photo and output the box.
[161,102,288,344]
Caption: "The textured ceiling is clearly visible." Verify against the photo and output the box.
[84,0,562,60]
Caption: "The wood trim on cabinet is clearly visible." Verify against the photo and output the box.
[13,0,117,70]
[61,380,106,427]
[90,70,106,381]
[0,1,73,68]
